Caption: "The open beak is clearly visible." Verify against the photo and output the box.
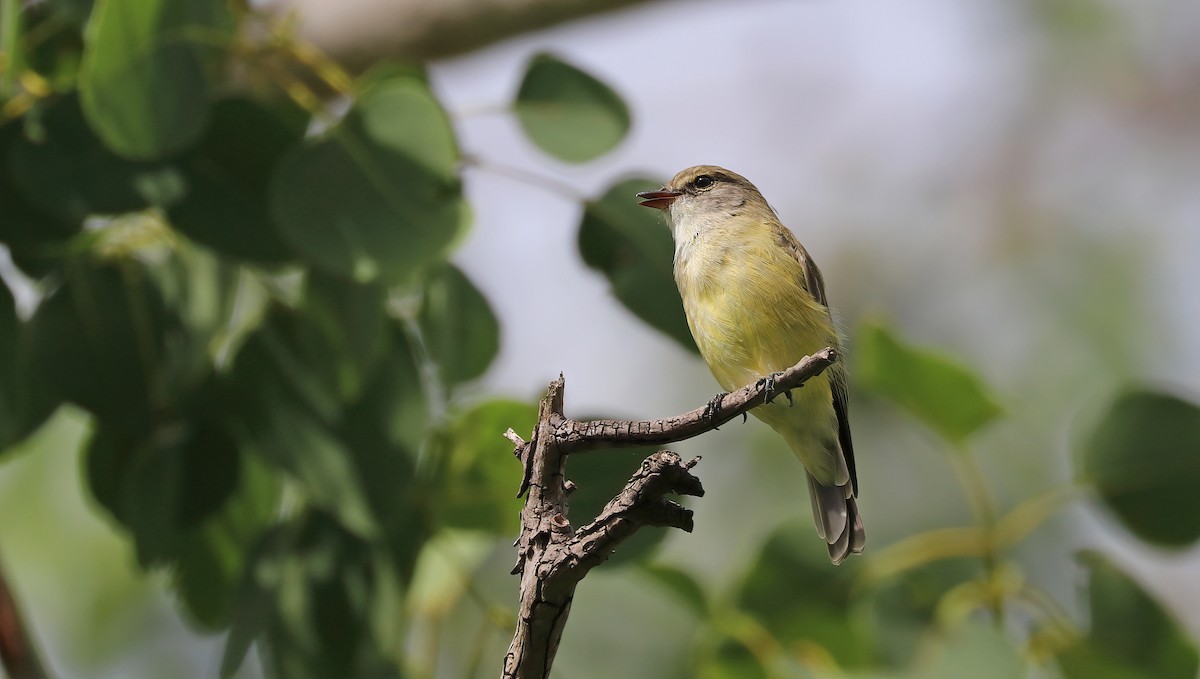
[636,189,683,210]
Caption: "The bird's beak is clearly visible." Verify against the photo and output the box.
[636,189,683,210]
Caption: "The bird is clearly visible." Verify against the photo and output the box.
[636,165,864,564]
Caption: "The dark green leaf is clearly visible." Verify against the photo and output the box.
[225,511,405,679]
[736,522,871,668]
[433,399,534,534]
[856,320,1002,445]
[515,53,630,163]
[419,265,499,388]
[86,415,241,565]
[1079,388,1200,547]
[26,261,172,429]
[271,74,466,285]
[173,452,280,629]
[1058,552,1199,679]
[579,178,696,352]
[342,322,428,460]
[0,117,79,277]
[168,97,303,263]
[78,0,231,159]
[338,323,429,580]
[8,95,164,224]
[224,311,378,537]
[303,272,392,403]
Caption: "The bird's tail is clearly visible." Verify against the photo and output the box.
[806,472,866,565]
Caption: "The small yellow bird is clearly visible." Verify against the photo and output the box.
[637,165,865,564]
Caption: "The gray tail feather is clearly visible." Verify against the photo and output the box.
[807,473,866,565]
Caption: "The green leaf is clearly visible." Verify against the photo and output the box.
[0,117,79,277]
[514,53,630,163]
[1080,388,1200,547]
[8,94,164,224]
[26,260,173,430]
[735,522,872,668]
[168,97,303,263]
[1058,552,1199,679]
[302,272,392,404]
[226,512,405,679]
[341,323,428,460]
[271,74,467,285]
[223,311,378,537]
[173,453,280,629]
[433,399,535,534]
[78,0,231,159]
[86,414,241,566]
[856,320,1002,445]
[418,265,500,389]
[579,178,696,353]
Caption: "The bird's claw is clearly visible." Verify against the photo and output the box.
[703,392,728,428]
[758,371,791,404]
[756,371,795,406]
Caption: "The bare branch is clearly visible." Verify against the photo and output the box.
[557,347,837,452]
[501,349,837,679]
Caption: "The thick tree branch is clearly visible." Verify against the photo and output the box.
[281,0,661,69]
[501,348,836,679]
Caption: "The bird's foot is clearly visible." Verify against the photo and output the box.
[702,392,728,428]
[758,371,792,405]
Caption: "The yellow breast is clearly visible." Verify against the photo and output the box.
[674,223,836,392]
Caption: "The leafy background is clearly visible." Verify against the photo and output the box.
[1,0,1199,678]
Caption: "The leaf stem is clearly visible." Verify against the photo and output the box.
[948,446,1005,627]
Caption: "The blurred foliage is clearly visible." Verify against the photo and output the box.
[514,53,630,163]
[579,177,698,353]
[1079,388,1200,548]
[0,1,1197,678]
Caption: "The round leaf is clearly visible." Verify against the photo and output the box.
[86,416,241,566]
[270,76,467,284]
[78,0,231,159]
[515,53,631,163]
[419,265,500,388]
[168,98,302,263]
[579,178,696,353]
[1079,389,1200,547]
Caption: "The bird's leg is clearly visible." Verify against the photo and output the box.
[702,392,728,428]
[757,371,791,404]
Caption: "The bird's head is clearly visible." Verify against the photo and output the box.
[636,165,770,239]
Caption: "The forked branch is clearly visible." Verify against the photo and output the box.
[501,348,836,679]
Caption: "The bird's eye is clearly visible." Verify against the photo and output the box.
[693,175,715,190]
